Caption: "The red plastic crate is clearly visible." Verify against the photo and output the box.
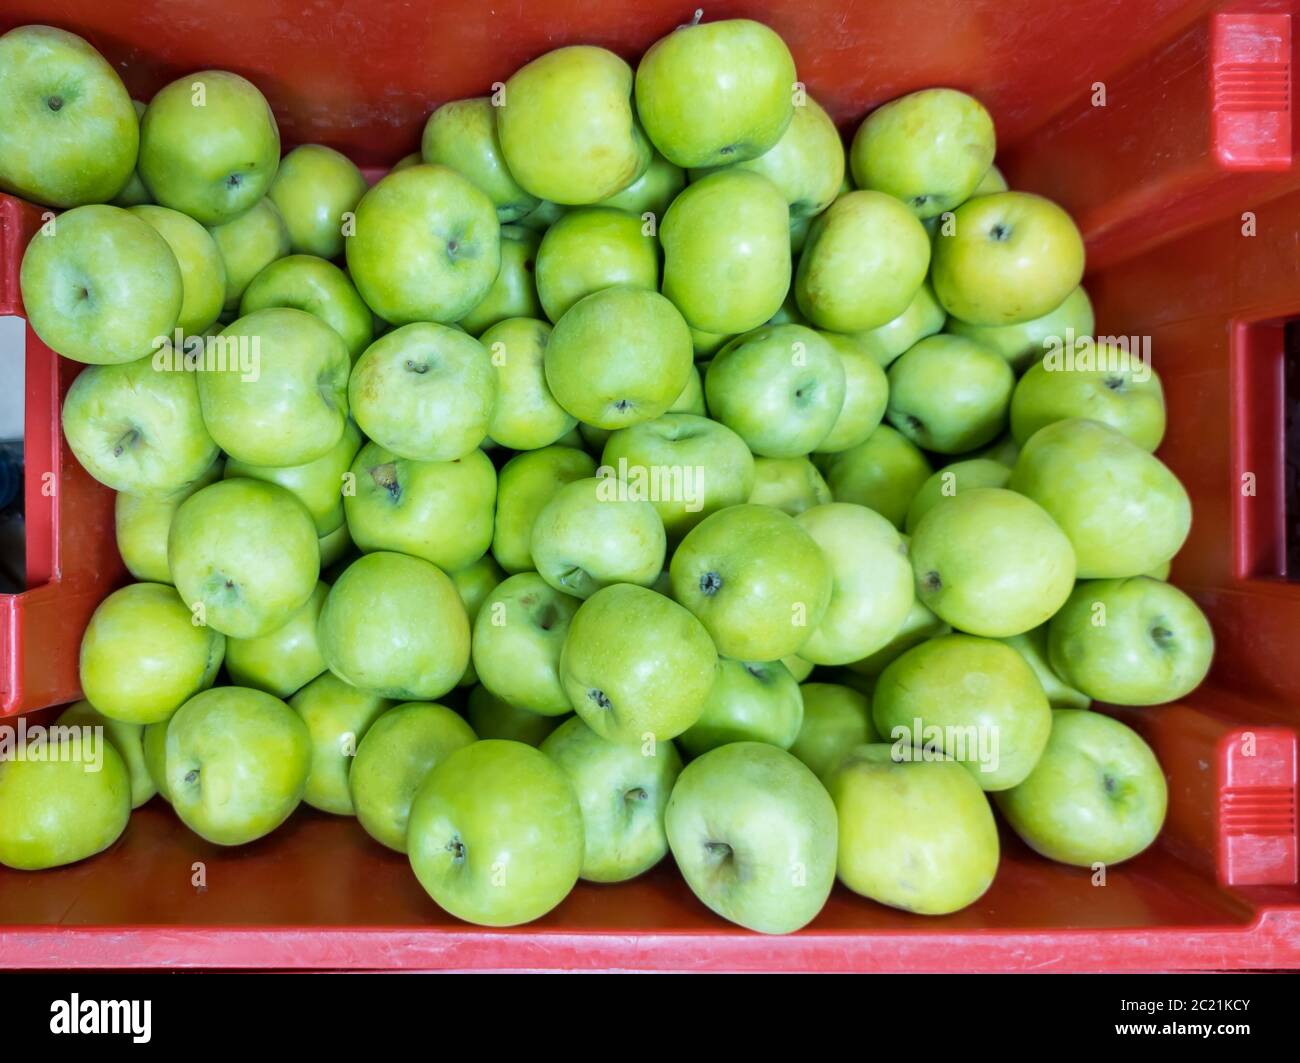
[0,0,1298,971]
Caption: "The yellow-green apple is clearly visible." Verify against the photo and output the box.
[544,286,692,429]
[344,442,495,571]
[142,720,169,801]
[817,424,932,528]
[318,551,469,699]
[661,170,790,333]
[796,191,930,332]
[536,207,658,322]
[348,322,495,461]
[795,502,914,664]
[849,89,995,218]
[57,699,155,808]
[492,446,597,573]
[1048,577,1214,704]
[635,17,796,168]
[21,204,182,365]
[530,477,666,598]
[517,199,567,231]
[239,254,374,361]
[408,739,583,925]
[111,100,152,206]
[289,672,392,815]
[79,582,225,724]
[458,225,543,335]
[62,356,218,495]
[705,324,845,457]
[910,487,1076,637]
[665,742,836,934]
[391,152,421,172]
[1008,418,1191,577]
[815,332,889,452]
[318,522,353,569]
[350,701,477,852]
[827,743,998,913]
[472,573,580,715]
[1000,624,1090,709]
[670,503,831,659]
[224,580,329,698]
[851,281,946,367]
[422,96,539,222]
[970,163,1009,196]
[599,149,686,218]
[887,334,1015,453]
[451,553,505,687]
[971,432,1022,466]
[467,686,566,746]
[169,478,320,638]
[692,326,732,359]
[995,709,1167,866]
[140,70,280,225]
[847,596,950,678]
[905,458,1010,533]
[0,25,138,207]
[480,317,575,449]
[600,412,755,539]
[748,456,832,515]
[784,655,816,682]
[678,658,803,758]
[560,584,717,742]
[116,458,224,585]
[128,204,226,334]
[165,686,310,845]
[948,284,1093,372]
[671,365,707,414]
[931,191,1085,325]
[267,143,369,258]
[346,164,500,324]
[207,196,290,310]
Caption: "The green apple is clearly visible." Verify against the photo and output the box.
[849,89,995,218]
[560,584,717,742]
[1000,624,1090,710]
[947,284,1093,372]
[665,742,836,934]
[748,456,832,515]
[349,322,495,461]
[678,658,803,758]
[635,17,796,168]
[661,170,790,333]
[142,719,169,802]
[887,335,1014,453]
[165,686,311,845]
[115,457,223,584]
[239,254,374,361]
[492,446,597,573]
[267,143,369,259]
[408,739,583,925]
[670,365,707,415]
[346,164,500,324]
[542,717,682,882]
[851,281,946,368]
[1009,418,1191,577]
[79,582,225,724]
[847,596,950,678]
[111,100,152,207]
[815,332,889,453]
[1048,577,1214,705]
[795,502,914,664]
[199,308,350,465]
[995,709,1167,866]
[207,196,290,310]
[1011,345,1167,451]
[224,580,329,698]
[472,573,580,715]
[536,207,658,322]
[318,551,469,700]
[600,413,755,539]
[480,317,575,448]
[350,702,477,852]
[391,152,421,172]
[57,699,156,808]
[499,46,650,204]
[692,327,732,359]
[318,521,354,569]
[140,70,280,225]
[530,477,666,598]
[467,686,566,746]
[599,149,685,219]
[458,225,542,335]
[421,96,539,221]
[910,487,1076,637]
[0,739,130,870]
[517,199,568,231]
[225,419,362,536]
[544,286,692,429]
[970,164,1008,197]
[0,25,138,207]
[785,655,816,682]
[817,424,932,528]
[128,205,226,334]
[905,458,1010,533]
[1147,560,1173,581]
[21,204,182,365]
[289,672,392,815]
[344,442,495,571]
[788,682,878,780]
[828,743,999,914]
[931,191,1085,325]
[451,553,506,687]
[874,633,1051,790]
[169,478,320,638]
[795,191,931,332]
[705,324,845,458]
[670,503,831,660]
[62,355,218,496]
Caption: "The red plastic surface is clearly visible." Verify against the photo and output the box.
[0,0,1299,971]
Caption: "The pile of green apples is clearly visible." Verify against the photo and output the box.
[0,17,1214,933]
